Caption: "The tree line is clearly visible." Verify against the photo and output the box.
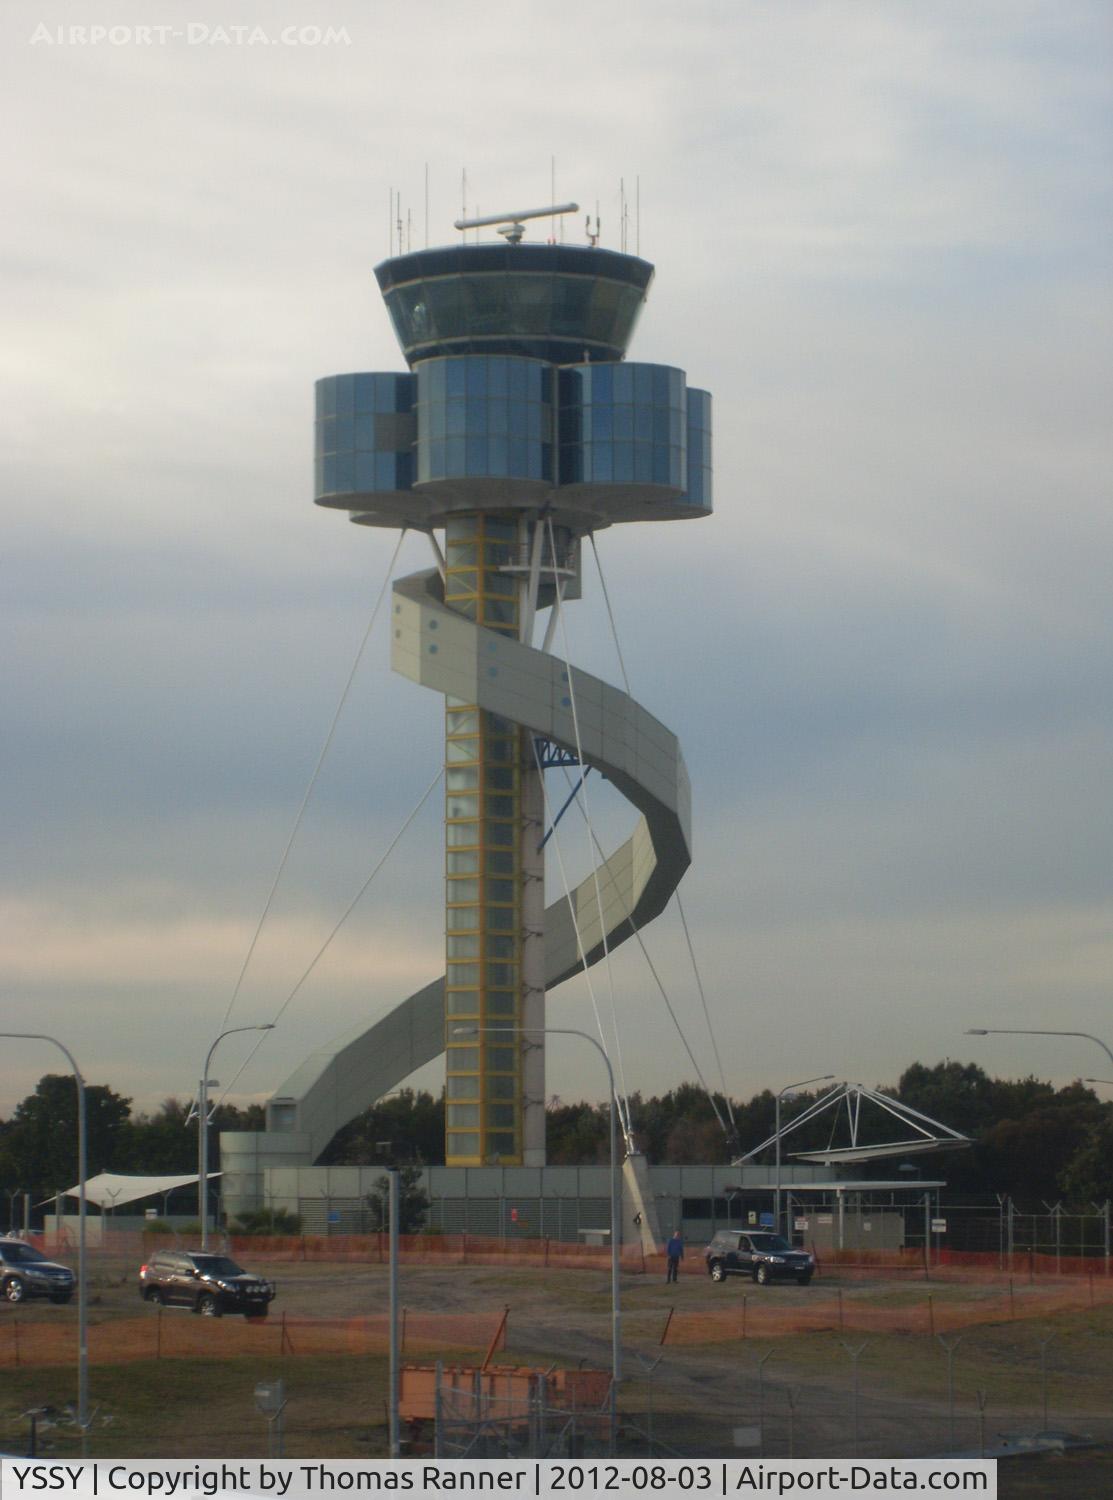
[2,1061,1111,1216]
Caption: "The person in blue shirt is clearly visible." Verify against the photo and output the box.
[666,1229,684,1283]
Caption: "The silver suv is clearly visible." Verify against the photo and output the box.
[0,1237,76,1304]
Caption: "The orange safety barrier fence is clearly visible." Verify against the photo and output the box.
[660,1275,1113,1346]
[0,1308,506,1370]
[30,1232,1113,1280]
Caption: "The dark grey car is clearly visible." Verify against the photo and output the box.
[705,1230,814,1286]
[0,1238,76,1304]
[138,1250,275,1317]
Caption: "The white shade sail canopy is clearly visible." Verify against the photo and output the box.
[50,1172,214,1209]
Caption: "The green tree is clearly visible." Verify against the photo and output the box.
[4,1074,131,1200]
[320,1090,444,1166]
[365,1166,429,1233]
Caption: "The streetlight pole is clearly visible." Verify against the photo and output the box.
[775,1075,834,1239]
[388,1166,400,1458]
[454,1024,622,1400]
[1,1033,88,1443]
[199,1024,275,1250]
[967,1028,1113,1072]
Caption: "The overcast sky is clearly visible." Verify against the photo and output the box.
[2,0,1111,1127]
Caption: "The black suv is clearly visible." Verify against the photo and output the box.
[138,1251,275,1317]
[705,1230,814,1286]
[0,1237,76,1304]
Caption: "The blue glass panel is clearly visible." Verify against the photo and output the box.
[593,443,613,481]
[466,436,487,472]
[446,359,467,397]
[432,400,446,440]
[385,289,417,346]
[508,273,553,331]
[334,374,353,416]
[354,414,376,450]
[540,366,553,404]
[634,364,653,403]
[507,402,528,436]
[670,407,683,446]
[652,446,670,484]
[653,406,670,444]
[375,452,394,489]
[634,444,652,482]
[426,441,444,479]
[445,437,466,473]
[314,456,324,493]
[315,383,325,421]
[333,451,354,491]
[592,404,613,441]
[397,451,413,489]
[586,279,620,343]
[446,400,467,436]
[322,379,337,418]
[541,443,552,480]
[613,442,634,482]
[552,274,593,336]
[323,454,336,492]
[611,364,633,401]
[652,365,670,405]
[353,374,374,412]
[465,359,487,398]
[612,404,632,441]
[425,276,464,339]
[488,357,508,398]
[334,414,354,450]
[527,404,541,441]
[591,363,613,401]
[560,445,582,484]
[488,435,508,475]
[318,415,336,453]
[355,453,377,489]
[508,437,528,475]
[489,399,508,436]
[507,360,528,401]
[427,360,446,401]
[561,406,581,444]
[634,404,653,442]
[460,275,510,334]
[669,368,684,407]
[527,446,542,480]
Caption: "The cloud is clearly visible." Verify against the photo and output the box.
[1,0,1111,1118]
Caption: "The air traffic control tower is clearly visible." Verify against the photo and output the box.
[222,205,711,1195]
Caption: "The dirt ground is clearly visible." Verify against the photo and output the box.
[3,1249,1112,1494]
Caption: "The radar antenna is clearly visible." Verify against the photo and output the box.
[454,201,579,245]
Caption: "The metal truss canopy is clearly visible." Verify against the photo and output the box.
[736,1082,972,1168]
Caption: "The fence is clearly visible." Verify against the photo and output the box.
[0,1307,506,1370]
[660,1273,1113,1346]
[31,1225,1113,1280]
